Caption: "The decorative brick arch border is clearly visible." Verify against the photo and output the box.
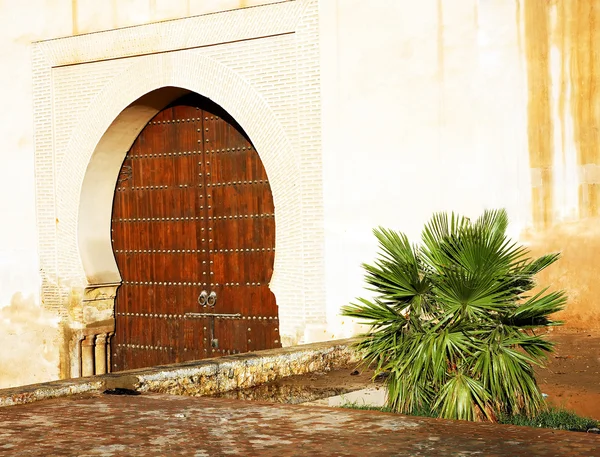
[33,0,326,378]
[54,53,304,374]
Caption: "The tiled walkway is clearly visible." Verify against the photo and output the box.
[0,393,597,456]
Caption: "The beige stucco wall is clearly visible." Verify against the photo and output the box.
[0,0,599,387]
[0,0,310,388]
[320,0,529,339]
[321,0,600,337]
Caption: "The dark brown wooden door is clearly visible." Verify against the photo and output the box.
[111,94,280,372]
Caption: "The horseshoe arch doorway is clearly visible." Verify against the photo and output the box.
[110,93,280,371]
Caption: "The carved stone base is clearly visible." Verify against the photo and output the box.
[67,283,119,378]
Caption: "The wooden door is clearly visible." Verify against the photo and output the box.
[111,94,280,372]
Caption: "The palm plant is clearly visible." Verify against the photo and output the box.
[341,209,566,421]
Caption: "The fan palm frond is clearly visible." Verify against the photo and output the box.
[342,208,565,421]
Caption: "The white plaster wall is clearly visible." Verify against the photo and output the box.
[0,0,71,388]
[1,0,599,387]
[0,0,292,388]
[0,0,282,306]
[320,0,531,339]
[320,0,600,336]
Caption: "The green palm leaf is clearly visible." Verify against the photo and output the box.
[342,208,565,422]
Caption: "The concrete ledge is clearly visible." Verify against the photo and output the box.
[0,339,357,407]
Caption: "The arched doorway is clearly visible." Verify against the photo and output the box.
[110,94,280,371]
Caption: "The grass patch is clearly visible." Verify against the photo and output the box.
[340,402,599,432]
[338,402,436,418]
[498,408,599,432]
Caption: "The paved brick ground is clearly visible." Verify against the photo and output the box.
[0,393,597,456]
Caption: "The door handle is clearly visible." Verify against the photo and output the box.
[197,290,208,306]
[207,291,217,307]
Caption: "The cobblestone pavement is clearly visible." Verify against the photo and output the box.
[0,393,597,456]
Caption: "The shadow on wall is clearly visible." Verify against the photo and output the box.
[0,292,60,389]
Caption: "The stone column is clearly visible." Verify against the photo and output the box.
[106,332,114,373]
[81,334,96,377]
[94,333,107,375]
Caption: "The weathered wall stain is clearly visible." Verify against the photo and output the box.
[436,0,444,147]
[522,0,600,329]
[516,0,522,57]
[555,0,568,167]
[524,0,600,221]
[564,1,600,218]
[111,0,118,30]
[71,0,78,35]
[524,0,554,229]
[0,293,60,388]
[437,0,444,82]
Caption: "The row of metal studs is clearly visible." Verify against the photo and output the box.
[117,345,278,353]
[112,214,274,223]
[213,248,274,253]
[114,248,273,254]
[115,185,169,192]
[197,349,239,354]
[115,249,206,254]
[116,345,275,352]
[116,312,277,320]
[113,216,201,222]
[206,147,252,153]
[150,119,202,124]
[117,312,183,319]
[115,345,276,352]
[149,115,223,123]
[116,343,174,351]
[129,151,200,159]
[206,180,268,187]
[116,182,267,191]
[117,184,197,191]
[210,214,274,220]
[123,281,262,286]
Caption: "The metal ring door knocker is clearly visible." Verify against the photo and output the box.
[198,290,208,306]
[207,291,217,307]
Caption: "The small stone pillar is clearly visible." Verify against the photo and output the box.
[94,333,107,375]
[81,335,95,377]
[106,332,114,374]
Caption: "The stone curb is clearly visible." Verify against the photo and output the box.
[0,338,358,407]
